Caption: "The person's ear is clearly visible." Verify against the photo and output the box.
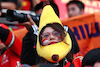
[80,9,84,15]
[0,11,2,16]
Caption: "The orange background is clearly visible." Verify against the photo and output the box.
[62,12,100,56]
[13,28,28,42]
[54,0,100,19]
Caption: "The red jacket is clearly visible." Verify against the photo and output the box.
[0,24,22,67]
[64,58,82,67]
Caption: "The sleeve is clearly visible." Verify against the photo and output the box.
[0,24,22,56]
[21,25,39,66]
[64,26,79,54]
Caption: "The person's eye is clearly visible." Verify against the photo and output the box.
[53,32,60,36]
[72,7,75,11]
[44,34,49,38]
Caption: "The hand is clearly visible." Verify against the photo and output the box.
[19,14,36,30]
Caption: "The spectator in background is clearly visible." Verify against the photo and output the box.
[0,23,22,67]
[66,1,84,18]
[0,4,22,67]
[0,0,18,9]
[30,0,40,11]
[82,48,100,67]
[34,1,59,17]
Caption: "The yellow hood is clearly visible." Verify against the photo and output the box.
[36,5,72,63]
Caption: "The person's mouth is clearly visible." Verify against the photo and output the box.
[48,42,57,45]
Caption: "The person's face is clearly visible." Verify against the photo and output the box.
[67,4,83,18]
[93,62,100,67]
[41,27,62,46]
[0,11,2,16]
[35,9,43,14]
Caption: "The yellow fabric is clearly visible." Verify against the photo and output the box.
[36,5,72,63]
[38,5,63,33]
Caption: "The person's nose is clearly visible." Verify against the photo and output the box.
[49,34,55,40]
[69,10,73,15]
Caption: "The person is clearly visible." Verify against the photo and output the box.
[37,23,71,63]
[0,23,22,67]
[21,0,79,65]
[30,0,40,11]
[21,4,71,67]
[21,1,60,65]
[0,3,23,67]
[0,0,18,9]
[82,48,100,67]
[21,4,81,67]
[66,1,84,18]
[34,1,59,17]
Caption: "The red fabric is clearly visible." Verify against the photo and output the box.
[0,24,22,67]
[4,31,13,47]
[32,65,35,67]
[0,23,13,47]
[73,58,82,67]
[64,58,82,67]
[0,49,21,67]
[64,61,71,67]
[0,23,9,30]
[21,0,31,10]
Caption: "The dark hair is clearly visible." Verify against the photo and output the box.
[34,1,43,12]
[39,23,66,45]
[34,1,59,17]
[0,6,1,11]
[82,48,100,67]
[66,1,84,10]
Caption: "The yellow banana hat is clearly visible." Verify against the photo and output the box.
[36,5,72,63]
